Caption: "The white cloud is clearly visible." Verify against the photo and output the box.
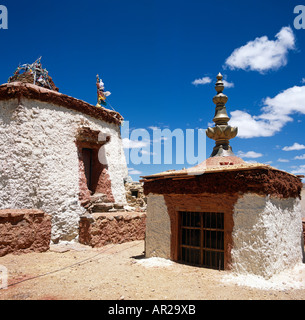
[222,79,234,88]
[291,165,305,175]
[128,168,142,175]
[282,142,305,151]
[263,86,305,116]
[237,150,263,158]
[192,76,234,88]
[225,26,295,73]
[230,85,305,138]
[122,138,149,149]
[294,154,305,160]
[140,150,156,155]
[192,77,212,86]
[230,110,279,138]
[277,158,290,163]
[301,78,305,84]
[148,126,159,130]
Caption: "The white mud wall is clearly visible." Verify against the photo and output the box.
[0,98,128,242]
[145,194,171,259]
[231,193,303,279]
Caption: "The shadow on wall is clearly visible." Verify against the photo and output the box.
[301,186,305,219]
[303,218,305,263]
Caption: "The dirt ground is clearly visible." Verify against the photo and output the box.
[0,240,305,300]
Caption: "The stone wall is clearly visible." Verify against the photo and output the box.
[0,209,51,257]
[79,211,146,248]
[125,181,147,211]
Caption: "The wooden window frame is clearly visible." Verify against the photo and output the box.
[179,211,225,270]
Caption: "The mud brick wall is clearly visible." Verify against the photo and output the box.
[0,209,51,257]
[144,168,302,199]
[79,212,146,247]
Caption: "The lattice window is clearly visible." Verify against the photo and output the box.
[180,211,224,270]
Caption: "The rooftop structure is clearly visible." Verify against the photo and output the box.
[142,73,296,182]
[7,57,59,91]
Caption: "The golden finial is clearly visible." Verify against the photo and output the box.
[206,73,238,157]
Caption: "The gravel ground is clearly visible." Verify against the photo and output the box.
[0,240,305,300]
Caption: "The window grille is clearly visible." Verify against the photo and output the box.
[180,211,224,270]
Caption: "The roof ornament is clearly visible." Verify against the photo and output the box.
[8,57,58,91]
[96,74,111,107]
[206,73,238,157]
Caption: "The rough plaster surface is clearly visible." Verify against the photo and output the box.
[145,194,171,259]
[0,98,128,242]
[232,193,303,279]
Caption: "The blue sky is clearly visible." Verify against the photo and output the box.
[1,0,305,181]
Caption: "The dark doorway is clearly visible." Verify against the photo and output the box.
[131,190,139,198]
[179,211,224,270]
[82,148,93,192]
[76,129,115,204]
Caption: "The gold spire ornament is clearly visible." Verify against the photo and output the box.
[206,73,238,157]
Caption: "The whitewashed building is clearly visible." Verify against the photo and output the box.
[0,67,128,242]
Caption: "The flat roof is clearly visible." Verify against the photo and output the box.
[0,82,123,125]
[141,159,298,182]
